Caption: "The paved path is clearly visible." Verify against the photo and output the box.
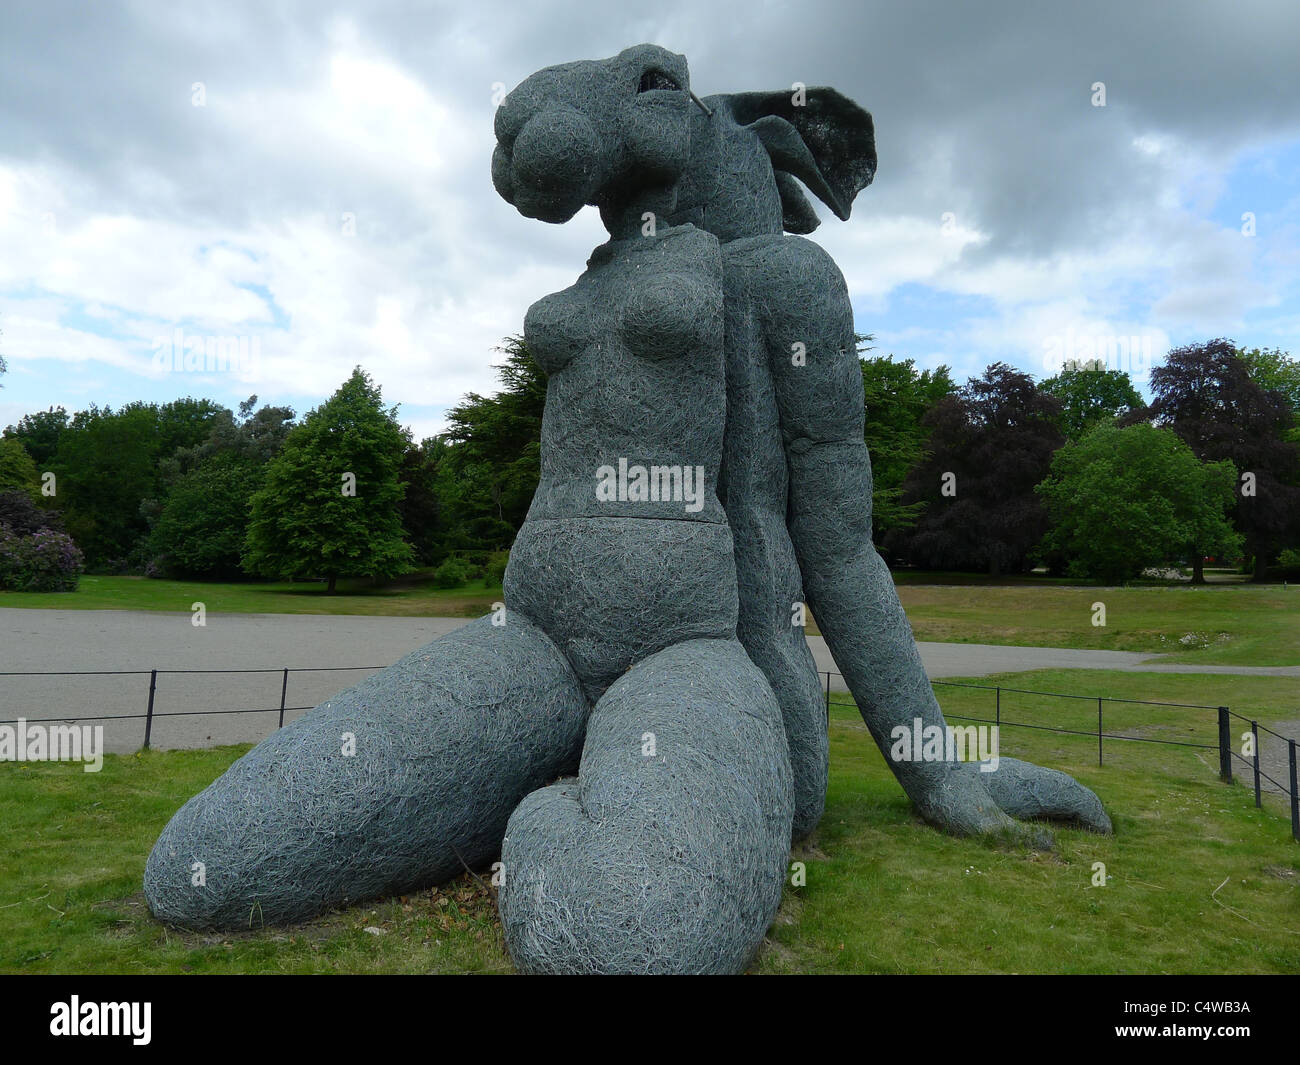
[2,609,1295,754]
[853,643,1300,681]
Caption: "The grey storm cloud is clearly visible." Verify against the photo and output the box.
[4,0,1298,258]
[1,0,1296,431]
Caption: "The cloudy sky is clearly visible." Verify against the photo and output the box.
[1,0,1297,441]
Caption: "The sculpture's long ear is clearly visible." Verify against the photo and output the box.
[722,88,876,233]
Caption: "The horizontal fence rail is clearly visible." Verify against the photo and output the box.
[1,662,1295,841]
[0,665,386,748]
[820,671,1298,843]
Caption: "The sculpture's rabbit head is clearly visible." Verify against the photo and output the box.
[492,44,694,225]
[493,43,878,242]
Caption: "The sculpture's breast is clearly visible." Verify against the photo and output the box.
[617,269,718,361]
[524,288,597,375]
[525,226,721,374]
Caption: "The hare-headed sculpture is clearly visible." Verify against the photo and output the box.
[145,44,1110,974]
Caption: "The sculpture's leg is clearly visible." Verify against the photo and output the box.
[144,613,588,929]
[497,638,794,974]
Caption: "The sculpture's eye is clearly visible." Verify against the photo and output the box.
[638,69,681,93]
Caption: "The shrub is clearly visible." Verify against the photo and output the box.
[430,555,475,589]
[0,489,63,536]
[0,526,85,591]
[1276,548,1300,581]
[485,552,509,586]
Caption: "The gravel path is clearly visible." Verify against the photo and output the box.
[2,608,1296,754]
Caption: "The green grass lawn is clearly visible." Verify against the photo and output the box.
[4,573,1297,665]
[917,668,1300,740]
[3,669,1296,974]
[0,573,504,618]
[896,583,1300,666]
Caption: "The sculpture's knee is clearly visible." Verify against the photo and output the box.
[498,638,793,974]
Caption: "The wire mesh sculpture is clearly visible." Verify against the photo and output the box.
[145,44,1110,974]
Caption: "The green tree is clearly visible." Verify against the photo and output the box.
[150,453,264,578]
[0,438,39,496]
[437,335,547,550]
[3,406,68,467]
[859,340,956,543]
[1238,346,1300,444]
[46,399,222,568]
[1039,364,1143,440]
[48,404,161,567]
[1125,338,1300,581]
[243,368,413,592]
[1037,423,1239,583]
[166,395,296,474]
[397,436,449,565]
[146,397,295,577]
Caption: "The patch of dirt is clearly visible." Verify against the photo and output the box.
[97,870,503,945]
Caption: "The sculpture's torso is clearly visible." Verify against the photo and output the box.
[507,200,830,833]
[504,224,739,701]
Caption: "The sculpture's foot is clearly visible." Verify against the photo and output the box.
[144,613,588,929]
[498,639,794,974]
[976,757,1113,835]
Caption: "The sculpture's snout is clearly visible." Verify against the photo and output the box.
[494,109,604,224]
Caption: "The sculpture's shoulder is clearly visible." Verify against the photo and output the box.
[720,232,839,277]
[720,233,848,322]
[586,223,720,274]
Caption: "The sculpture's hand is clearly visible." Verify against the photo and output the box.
[907,760,1042,843]
[905,752,1114,843]
[795,484,1113,844]
[794,487,1113,844]
[968,756,1113,836]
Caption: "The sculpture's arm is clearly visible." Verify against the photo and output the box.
[741,234,1111,838]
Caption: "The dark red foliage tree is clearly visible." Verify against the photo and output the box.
[887,363,1065,575]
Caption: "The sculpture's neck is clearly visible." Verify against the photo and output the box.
[600,185,682,241]
[671,105,787,243]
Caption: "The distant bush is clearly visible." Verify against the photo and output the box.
[485,552,508,586]
[0,526,85,591]
[1276,548,1300,581]
[0,490,63,537]
[431,555,476,589]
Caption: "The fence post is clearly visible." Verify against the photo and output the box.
[1289,740,1298,843]
[1097,697,1103,767]
[1252,721,1261,809]
[1218,707,1232,782]
[995,687,1000,730]
[824,671,831,722]
[278,668,290,729]
[143,669,157,749]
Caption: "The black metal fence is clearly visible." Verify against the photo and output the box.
[821,672,1300,842]
[2,663,1295,842]
[0,665,383,746]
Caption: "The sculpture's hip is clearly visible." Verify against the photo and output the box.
[503,515,739,701]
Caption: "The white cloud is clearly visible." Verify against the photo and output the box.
[1,1,1297,446]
